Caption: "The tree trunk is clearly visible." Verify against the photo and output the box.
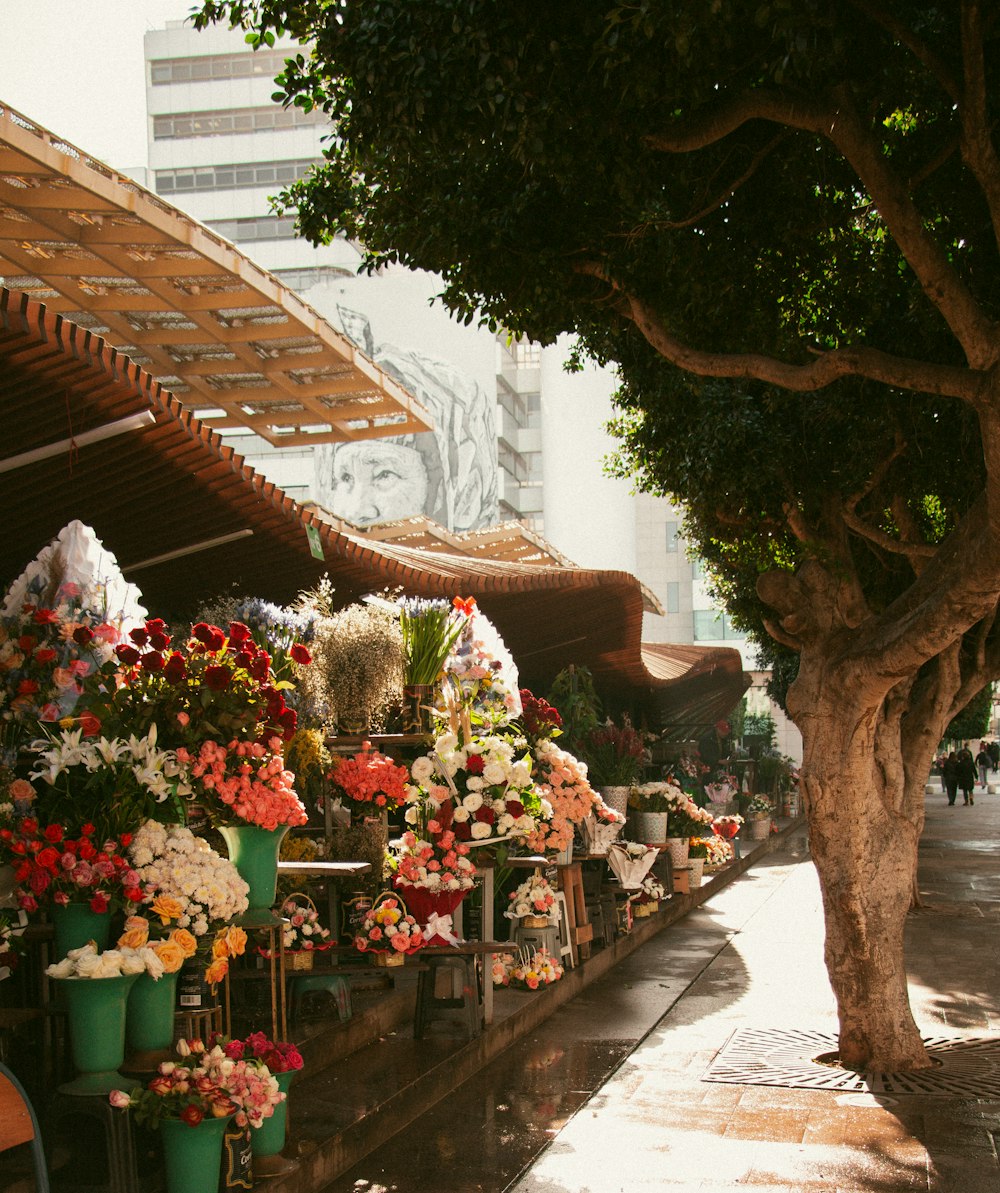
[789,663,933,1071]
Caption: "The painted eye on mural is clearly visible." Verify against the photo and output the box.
[373,468,403,488]
[336,468,354,486]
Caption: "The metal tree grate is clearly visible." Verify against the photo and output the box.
[702,1028,1000,1097]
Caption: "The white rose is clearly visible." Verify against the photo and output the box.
[510,762,531,786]
[119,948,147,976]
[46,956,77,979]
[452,806,470,822]
[74,951,106,979]
[465,776,484,792]
[482,762,506,785]
[434,733,458,754]
[404,804,421,825]
[514,900,531,917]
[91,952,125,979]
[497,814,515,833]
[462,793,483,813]
[471,821,493,840]
[410,757,435,784]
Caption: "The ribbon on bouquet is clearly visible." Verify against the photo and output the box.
[423,911,461,945]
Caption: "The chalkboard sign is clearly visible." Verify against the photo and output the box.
[221,1122,253,1191]
[340,891,373,944]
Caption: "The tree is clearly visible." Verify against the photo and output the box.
[944,684,994,744]
[195,1,1000,1070]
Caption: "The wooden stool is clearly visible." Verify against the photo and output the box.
[556,863,593,964]
[413,953,481,1040]
[550,893,575,970]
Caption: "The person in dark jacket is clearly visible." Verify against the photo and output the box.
[943,752,960,806]
[976,743,992,788]
[957,746,976,805]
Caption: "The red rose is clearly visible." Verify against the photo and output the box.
[249,655,271,681]
[140,651,165,673]
[18,635,35,654]
[78,840,97,860]
[204,665,232,691]
[228,622,252,644]
[115,644,141,667]
[34,647,57,664]
[290,643,311,665]
[89,893,109,914]
[454,820,472,840]
[43,824,63,843]
[123,887,143,903]
[16,679,39,696]
[79,711,102,737]
[72,626,95,646]
[146,618,168,635]
[505,800,525,818]
[149,631,171,652]
[129,627,149,646]
[80,824,95,836]
[28,867,51,894]
[191,622,215,645]
[33,608,59,625]
[234,651,255,670]
[163,653,187,684]
[465,753,485,776]
[474,807,496,825]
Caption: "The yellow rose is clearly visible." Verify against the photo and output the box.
[117,917,150,949]
[170,928,198,958]
[151,895,185,923]
[211,935,229,960]
[153,940,186,973]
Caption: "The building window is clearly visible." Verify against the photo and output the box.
[692,557,704,580]
[666,520,680,551]
[150,49,290,85]
[153,106,326,140]
[155,159,318,194]
[208,215,298,242]
[693,610,744,641]
[665,582,680,613]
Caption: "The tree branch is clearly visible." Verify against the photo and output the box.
[847,0,961,101]
[959,1,1000,255]
[841,506,937,560]
[575,270,986,400]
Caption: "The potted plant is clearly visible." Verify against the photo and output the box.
[744,794,773,840]
[353,894,425,965]
[629,780,683,843]
[581,719,648,817]
[664,792,714,867]
[687,838,710,887]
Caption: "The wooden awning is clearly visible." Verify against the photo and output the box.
[0,286,747,726]
[0,102,430,447]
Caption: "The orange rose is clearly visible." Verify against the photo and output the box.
[224,926,247,957]
[204,958,228,986]
[170,928,198,958]
[211,935,229,960]
[150,895,184,923]
[152,940,186,973]
[117,916,150,949]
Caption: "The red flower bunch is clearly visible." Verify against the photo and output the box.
[518,689,563,742]
[213,1031,303,1074]
[99,619,309,749]
[330,744,410,808]
[0,818,142,913]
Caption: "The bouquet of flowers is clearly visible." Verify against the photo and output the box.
[388,829,476,893]
[110,1037,283,1130]
[211,1030,303,1075]
[27,725,191,840]
[407,731,544,846]
[635,874,667,903]
[746,794,773,816]
[398,596,469,686]
[522,739,600,856]
[665,792,715,838]
[330,744,410,809]
[499,946,563,989]
[0,816,142,914]
[704,775,738,804]
[0,520,147,757]
[175,736,307,829]
[45,940,152,980]
[127,820,249,984]
[353,895,425,956]
[505,874,557,923]
[701,835,734,866]
[629,780,685,814]
[444,601,522,727]
[712,814,743,840]
[278,895,332,952]
[582,719,648,787]
[605,840,658,889]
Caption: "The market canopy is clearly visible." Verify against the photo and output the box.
[0,102,430,447]
[0,286,748,727]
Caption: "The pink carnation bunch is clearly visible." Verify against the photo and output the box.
[176,736,307,828]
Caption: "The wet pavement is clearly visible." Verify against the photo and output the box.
[322,786,1000,1193]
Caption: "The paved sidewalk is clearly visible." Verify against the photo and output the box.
[511,788,1000,1193]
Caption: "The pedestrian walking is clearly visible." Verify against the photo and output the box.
[957,745,976,805]
[976,742,992,788]
[989,740,999,772]
[943,751,960,806]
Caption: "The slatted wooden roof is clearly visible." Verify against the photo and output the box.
[0,102,430,448]
[0,287,747,726]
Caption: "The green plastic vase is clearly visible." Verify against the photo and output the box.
[126,968,180,1054]
[251,1068,298,1176]
[54,973,141,1096]
[160,1114,232,1193]
[219,823,290,927]
[50,902,111,960]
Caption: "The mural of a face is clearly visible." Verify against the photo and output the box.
[325,440,431,526]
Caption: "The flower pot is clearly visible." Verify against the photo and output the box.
[746,815,771,841]
[54,973,141,1096]
[665,837,690,868]
[553,840,573,866]
[688,858,705,888]
[219,823,290,927]
[634,811,668,843]
[126,968,180,1056]
[372,951,406,967]
[160,1113,232,1193]
[251,1068,297,1174]
[598,786,631,819]
[50,902,111,961]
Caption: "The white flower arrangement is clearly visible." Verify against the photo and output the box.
[128,820,249,936]
[45,940,154,980]
[636,874,667,902]
[504,874,557,921]
[30,726,191,804]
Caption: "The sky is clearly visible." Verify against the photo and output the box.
[1,2,205,171]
